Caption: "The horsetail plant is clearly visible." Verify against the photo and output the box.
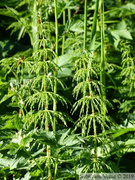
[90,0,99,51]
[71,0,113,173]
[83,0,87,50]
[31,0,39,53]
[53,0,59,133]
[100,0,107,117]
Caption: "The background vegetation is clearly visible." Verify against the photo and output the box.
[0,0,135,179]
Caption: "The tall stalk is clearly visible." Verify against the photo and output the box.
[90,0,99,50]
[54,158,58,180]
[53,0,58,132]
[83,0,87,50]
[62,10,66,55]
[44,64,52,179]
[68,8,71,21]
[31,0,39,53]
[81,0,88,136]
[4,175,7,180]
[100,0,106,116]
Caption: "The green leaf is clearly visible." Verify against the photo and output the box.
[21,172,31,180]
[32,130,56,146]
[0,90,15,104]
[10,157,27,170]
[0,0,19,7]
[58,68,72,77]
[109,20,132,48]
[112,128,135,139]
[69,19,84,33]
[58,54,72,67]
[31,169,41,177]
[0,7,19,19]
[125,139,135,146]
[122,3,135,13]
[56,129,71,145]
[0,158,13,168]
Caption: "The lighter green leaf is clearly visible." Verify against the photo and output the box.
[0,158,13,168]
[58,54,72,67]
[70,20,84,33]
[122,3,135,12]
[125,139,135,146]
[0,90,15,104]
[21,172,31,180]
[10,157,27,170]
[58,68,72,77]
[112,128,135,139]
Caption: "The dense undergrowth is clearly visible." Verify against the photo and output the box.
[0,0,135,179]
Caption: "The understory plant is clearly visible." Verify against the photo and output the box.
[0,0,135,179]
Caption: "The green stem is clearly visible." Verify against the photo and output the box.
[46,145,52,179]
[90,0,99,50]
[45,93,52,178]
[100,0,106,115]
[24,148,44,180]
[4,175,7,180]
[43,55,52,179]
[53,0,59,132]
[83,0,88,50]
[68,8,71,20]
[54,158,58,180]
[62,10,66,55]
[32,0,39,53]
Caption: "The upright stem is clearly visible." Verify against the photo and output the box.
[44,84,52,179]
[100,0,106,115]
[32,0,39,53]
[54,158,58,180]
[83,0,88,50]
[81,0,88,137]
[4,175,7,180]
[53,0,58,132]
[62,10,66,55]
[25,147,44,180]
[68,8,71,20]
[90,0,99,50]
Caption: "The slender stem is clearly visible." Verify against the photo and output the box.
[81,0,88,136]
[24,148,44,180]
[62,10,66,55]
[44,77,52,178]
[54,158,58,180]
[93,116,98,172]
[46,145,52,179]
[68,8,71,20]
[83,0,88,50]
[90,0,99,50]
[100,0,106,116]
[53,0,58,132]
[32,0,39,53]
[4,175,7,180]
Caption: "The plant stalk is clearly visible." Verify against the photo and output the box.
[25,147,44,180]
[32,0,39,53]
[62,10,66,55]
[100,0,106,116]
[53,0,59,132]
[4,175,7,180]
[44,78,52,178]
[68,8,71,20]
[90,0,99,50]
[54,158,58,180]
[83,0,88,50]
